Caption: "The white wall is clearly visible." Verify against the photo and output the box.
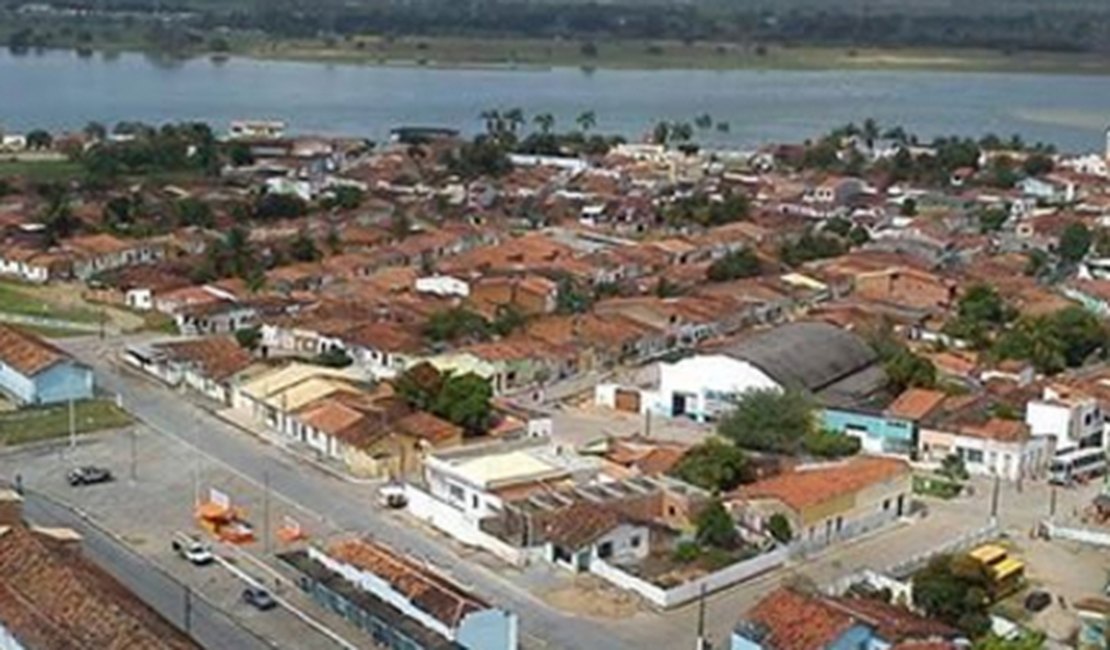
[590,546,789,609]
[647,355,780,420]
[404,485,529,567]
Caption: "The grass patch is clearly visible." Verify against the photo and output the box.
[7,323,91,338]
[0,282,102,324]
[0,159,86,182]
[0,399,133,446]
[913,474,964,499]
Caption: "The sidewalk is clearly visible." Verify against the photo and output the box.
[213,407,380,487]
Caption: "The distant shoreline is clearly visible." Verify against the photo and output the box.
[9,38,1110,76]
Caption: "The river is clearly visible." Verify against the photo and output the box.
[2,49,1109,152]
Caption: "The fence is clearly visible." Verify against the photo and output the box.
[19,489,276,650]
[1043,521,1110,548]
[592,546,789,610]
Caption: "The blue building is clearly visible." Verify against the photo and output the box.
[281,538,517,650]
[822,387,948,457]
[0,325,93,406]
[821,407,916,456]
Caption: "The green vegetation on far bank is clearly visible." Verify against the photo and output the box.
[0,399,133,446]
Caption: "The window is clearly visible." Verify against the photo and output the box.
[448,484,465,502]
[630,535,642,548]
[598,542,613,558]
[471,495,479,509]
[883,499,890,511]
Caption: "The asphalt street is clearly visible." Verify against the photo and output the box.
[59,336,637,650]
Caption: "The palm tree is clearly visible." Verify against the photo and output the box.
[671,122,694,143]
[533,113,555,134]
[504,107,525,134]
[576,110,596,133]
[862,117,880,150]
[652,121,671,145]
[479,109,501,136]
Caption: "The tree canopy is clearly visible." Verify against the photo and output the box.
[706,248,761,283]
[668,439,752,493]
[912,554,992,637]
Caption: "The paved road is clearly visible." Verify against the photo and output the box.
[21,491,273,650]
[56,335,1103,650]
[60,336,637,650]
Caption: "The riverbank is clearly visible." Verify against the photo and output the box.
[227,38,1110,75]
[7,28,1110,75]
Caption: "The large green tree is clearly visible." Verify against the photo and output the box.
[717,389,814,454]
[706,248,761,283]
[432,372,494,436]
[668,439,751,493]
[912,554,992,636]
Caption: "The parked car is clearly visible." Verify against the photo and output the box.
[378,483,407,509]
[171,532,214,566]
[66,466,113,486]
[242,587,277,611]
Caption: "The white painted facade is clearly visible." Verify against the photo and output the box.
[415,274,470,298]
[1024,386,1105,451]
[640,354,781,421]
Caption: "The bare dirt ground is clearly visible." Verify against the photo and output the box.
[540,574,647,620]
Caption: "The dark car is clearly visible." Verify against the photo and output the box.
[242,587,277,611]
[1024,590,1052,613]
[66,466,114,486]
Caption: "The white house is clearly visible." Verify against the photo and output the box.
[639,354,780,422]
[1025,384,1105,452]
[920,418,1053,481]
[415,274,470,298]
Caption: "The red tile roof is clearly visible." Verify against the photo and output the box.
[886,388,947,421]
[326,538,488,629]
[745,588,856,650]
[156,336,253,381]
[735,457,909,513]
[0,324,73,376]
[0,525,199,650]
[543,502,622,550]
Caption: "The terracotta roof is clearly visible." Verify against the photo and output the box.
[743,588,856,650]
[543,502,622,550]
[326,538,488,630]
[886,388,947,421]
[957,418,1029,443]
[156,336,253,381]
[0,324,73,376]
[0,524,199,650]
[394,411,463,446]
[735,457,909,513]
[832,596,959,642]
[64,233,132,256]
[743,589,961,650]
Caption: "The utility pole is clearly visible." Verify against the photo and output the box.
[695,584,709,650]
[68,398,76,450]
[263,470,271,553]
[183,584,193,634]
[1049,485,1058,520]
[129,427,137,482]
[989,473,1001,525]
[644,409,652,438]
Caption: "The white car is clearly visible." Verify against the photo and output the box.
[171,532,214,566]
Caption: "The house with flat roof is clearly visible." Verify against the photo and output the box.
[0,325,93,405]
[280,537,517,650]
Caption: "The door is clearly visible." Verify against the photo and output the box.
[614,389,641,413]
